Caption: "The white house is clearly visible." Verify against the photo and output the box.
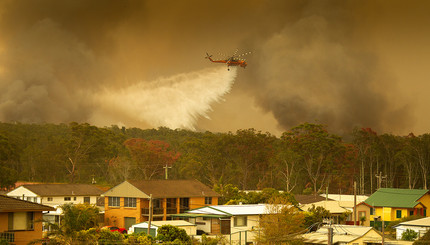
[128,220,197,236]
[7,183,104,229]
[393,217,430,240]
[173,204,280,244]
[7,183,104,207]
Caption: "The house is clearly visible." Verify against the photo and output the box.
[6,183,104,206]
[102,179,220,229]
[361,188,430,226]
[301,225,406,245]
[301,200,351,224]
[128,220,197,236]
[173,204,276,244]
[7,183,105,228]
[0,195,55,245]
[393,216,430,240]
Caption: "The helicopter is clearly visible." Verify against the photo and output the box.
[205,49,251,71]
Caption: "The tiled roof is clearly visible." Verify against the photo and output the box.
[0,195,55,212]
[128,180,220,198]
[364,188,428,208]
[20,184,104,196]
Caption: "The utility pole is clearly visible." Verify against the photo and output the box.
[382,207,385,245]
[327,220,333,245]
[354,181,357,225]
[163,164,172,180]
[375,172,387,189]
[147,194,152,235]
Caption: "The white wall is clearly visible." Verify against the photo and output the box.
[229,215,259,244]
[41,195,99,206]
[396,225,430,240]
[7,187,40,203]
[194,217,211,233]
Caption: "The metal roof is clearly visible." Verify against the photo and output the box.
[186,204,277,216]
[301,225,376,244]
[394,217,430,227]
[301,200,349,214]
[133,220,196,227]
[364,188,428,208]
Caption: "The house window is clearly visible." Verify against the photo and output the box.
[180,198,190,209]
[8,212,34,230]
[396,210,402,218]
[74,197,77,201]
[124,197,136,208]
[108,197,120,207]
[153,199,162,209]
[64,197,71,201]
[410,210,414,216]
[424,209,427,216]
[48,197,53,201]
[84,197,90,204]
[370,208,374,215]
[205,197,212,205]
[359,211,366,218]
[234,216,247,227]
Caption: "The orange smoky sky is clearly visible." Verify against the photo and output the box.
[0,0,429,136]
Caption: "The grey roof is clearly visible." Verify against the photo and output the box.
[21,184,104,196]
[128,179,220,198]
[295,194,330,204]
[0,195,55,212]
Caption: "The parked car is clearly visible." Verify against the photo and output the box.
[102,226,128,234]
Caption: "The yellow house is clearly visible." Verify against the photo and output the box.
[362,188,430,225]
[102,180,220,229]
[0,195,55,245]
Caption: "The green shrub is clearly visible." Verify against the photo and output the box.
[402,229,418,241]
[156,225,191,243]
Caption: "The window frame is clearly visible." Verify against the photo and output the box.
[64,197,71,201]
[8,212,34,231]
[205,197,212,205]
[396,210,402,218]
[234,216,247,227]
[84,197,91,204]
[108,196,121,207]
[124,197,137,208]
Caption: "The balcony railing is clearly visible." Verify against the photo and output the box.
[0,232,14,242]
[142,208,164,215]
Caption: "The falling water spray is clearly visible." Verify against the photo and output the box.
[93,67,238,130]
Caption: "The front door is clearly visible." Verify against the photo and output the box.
[221,218,231,234]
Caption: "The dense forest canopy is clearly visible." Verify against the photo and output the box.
[0,122,429,195]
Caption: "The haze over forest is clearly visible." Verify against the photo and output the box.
[0,0,429,136]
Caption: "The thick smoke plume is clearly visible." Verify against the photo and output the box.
[0,0,427,135]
